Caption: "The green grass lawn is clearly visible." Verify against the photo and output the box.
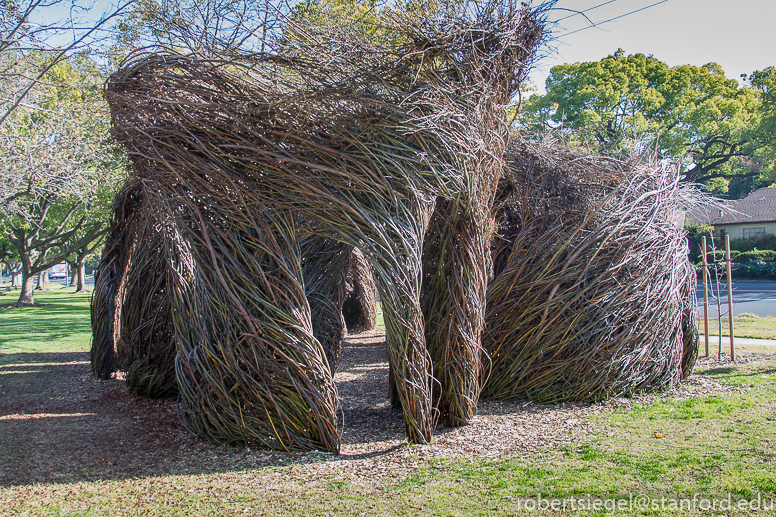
[376,301,384,330]
[0,285,93,362]
[699,313,776,340]
[1,290,775,516]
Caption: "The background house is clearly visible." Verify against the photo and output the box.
[688,187,776,241]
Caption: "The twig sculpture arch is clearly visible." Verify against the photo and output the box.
[92,5,547,451]
[91,3,700,453]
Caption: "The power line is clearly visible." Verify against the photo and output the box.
[556,0,670,39]
[553,0,620,23]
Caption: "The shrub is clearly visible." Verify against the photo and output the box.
[734,261,776,279]
[729,234,776,252]
[715,249,741,262]
[734,249,776,264]
[685,223,714,263]
[694,260,776,280]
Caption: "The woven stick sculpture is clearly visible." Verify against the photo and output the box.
[99,3,547,450]
[116,216,177,398]
[301,236,350,370]
[342,248,376,333]
[91,180,177,397]
[482,137,700,402]
[90,180,144,380]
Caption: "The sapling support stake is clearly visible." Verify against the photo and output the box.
[725,234,735,361]
[702,235,709,358]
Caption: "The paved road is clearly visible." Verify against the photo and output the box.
[696,280,776,318]
[1,275,95,287]
[46,276,95,287]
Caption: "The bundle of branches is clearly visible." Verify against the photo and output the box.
[90,180,177,397]
[301,236,350,370]
[90,180,144,380]
[115,216,177,398]
[101,1,547,450]
[482,137,699,403]
[342,248,376,333]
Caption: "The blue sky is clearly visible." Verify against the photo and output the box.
[530,0,776,92]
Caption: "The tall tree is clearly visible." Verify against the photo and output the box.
[747,66,776,187]
[1,55,124,306]
[0,0,132,125]
[62,195,112,293]
[521,50,773,194]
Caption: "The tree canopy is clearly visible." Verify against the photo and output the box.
[0,54,125,305]
[520,50,775,195]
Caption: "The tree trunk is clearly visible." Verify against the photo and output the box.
[36,268,49,290]
[67,261,77,287]
[6,263,21,289]
[75,261,86,292]
[16,271,36,306]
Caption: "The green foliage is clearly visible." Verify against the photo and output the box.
[733,249,776,263]
[747,66,776,188]
[290,0,385,40]
[288,0,457,47]
[694,261,776,280]
[1,53,124,215]
[685,223,716,263]
[521,50,775,193]
[733,261,776,279]
[712,249,741,262]
[693,248,776,264]
[0,53,125,304]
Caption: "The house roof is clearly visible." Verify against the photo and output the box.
[688,187,776,226]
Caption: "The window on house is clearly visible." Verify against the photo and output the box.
[742,227,766,239]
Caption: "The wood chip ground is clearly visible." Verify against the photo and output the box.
[0,330,757,489]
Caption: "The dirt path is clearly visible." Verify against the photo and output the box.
[0,331,759,488]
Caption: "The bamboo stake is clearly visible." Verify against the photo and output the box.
[702,235,709,358]
[725,234,735,361]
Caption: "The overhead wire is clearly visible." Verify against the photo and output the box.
[553,0,619,23]
[555,0,670,39]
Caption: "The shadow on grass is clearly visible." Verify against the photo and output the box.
[0,351,87,368]
[698,367,738,376]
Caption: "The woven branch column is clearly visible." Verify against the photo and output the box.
[90,234,120,379]
[301,236,350,370]
[365,198,436,443]
[342,248,376,333]
[167,206,341,452]
[116,219,177,398]
[419,96,505,426]
[421,200,492,426]
[90,181,144,380]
